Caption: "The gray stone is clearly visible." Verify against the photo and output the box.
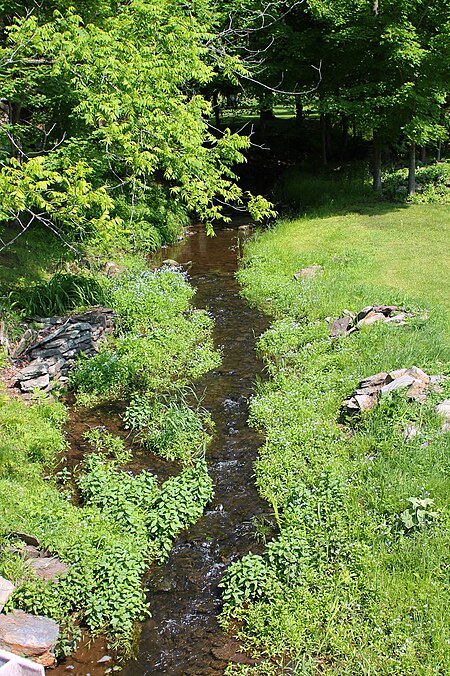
[354,394,378,411]
[436,400,450,419]
[404,425,420,440]
[380,375,417,395]
[386,367,430,385]
[384,312,407,323]
[356,306,374,322]
[359,372,388,388]
[330,316,352,338]
[16,360,48,381]
[0,577,14,612]
[19,374,50,393]
[0,611,59,668]
[12,329,35,358]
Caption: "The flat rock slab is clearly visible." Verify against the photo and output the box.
[0,611,59,668]
[0,648,44,675]
[0,579,14,613]
[29,557,69,582]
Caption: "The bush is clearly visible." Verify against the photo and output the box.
[383,161,450,203]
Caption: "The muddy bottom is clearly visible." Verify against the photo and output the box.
[55,223,271,675]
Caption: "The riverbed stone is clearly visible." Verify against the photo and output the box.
[0,611,59,667]
[0,578,14,612]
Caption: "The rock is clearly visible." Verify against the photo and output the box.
[19,374,50,393]
[384,312,407,324]
[380,374,417,395]
[16,360,48,381]
[373,305,398,316]
[0,649,45,675]
[0,578,14,612]
[12,329,36,358]
[29,557,69,582]
[293,265,323,280]
[0,610,59,668]
[404,425,420,440]
[354,394,378,411]
[359,372,388,388]
[436,400,450,430]
[104,261,123,276]
[11,533,40,548]
[97,656,112,664]
[162,259,180,267]
[386,366,430,385]
[330,316,352,337]
[356,306,374,322]
[357,311,386,327]
[406,380,428,402]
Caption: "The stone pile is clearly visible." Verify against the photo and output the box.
[341,366,448,419]
[10,307,114,394]
[329,304,415,338]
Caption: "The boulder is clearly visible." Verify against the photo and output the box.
[0,578,14,612]
[0,611,59,668]
[29,557,69,582]
[359,372,388,388]
[15,361,48,381]
[19,375,50,393]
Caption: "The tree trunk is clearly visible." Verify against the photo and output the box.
[437,141,442,161]
[372,141,382,192]
[407,142,416,196]
[320,113,327,166]
[212,92,220,128]
[295,100,303,125]
[341,114,349,156]
[420,145,426,164]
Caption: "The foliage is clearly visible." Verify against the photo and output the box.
[222,192,450,673]
[9,271,106,317]
[0,410,213,654]
[383,161,450,203]
[70,267,220,401]
[123,394,212,463]
[0,0,273,254]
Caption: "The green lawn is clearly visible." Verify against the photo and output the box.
[264,204,450,311]
[221,194,450,675]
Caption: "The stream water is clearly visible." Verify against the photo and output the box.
[54,222,270,675]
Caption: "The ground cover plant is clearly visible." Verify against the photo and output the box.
[220,186,450,675]
[0,254,220,658]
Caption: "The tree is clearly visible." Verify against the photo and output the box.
[0,0,274,253]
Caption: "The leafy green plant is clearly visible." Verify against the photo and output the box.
[399,497,439,531]
[10,272,106,317]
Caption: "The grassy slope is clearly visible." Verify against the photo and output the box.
[221,196,450,675]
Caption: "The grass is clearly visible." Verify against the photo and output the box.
[220,176,450,675]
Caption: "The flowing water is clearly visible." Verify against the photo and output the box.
[55,222,271,675]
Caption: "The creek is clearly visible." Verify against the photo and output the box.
[53,222,271,675]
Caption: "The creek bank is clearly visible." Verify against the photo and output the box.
[221,209,450,674]
[3,308,114,396]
